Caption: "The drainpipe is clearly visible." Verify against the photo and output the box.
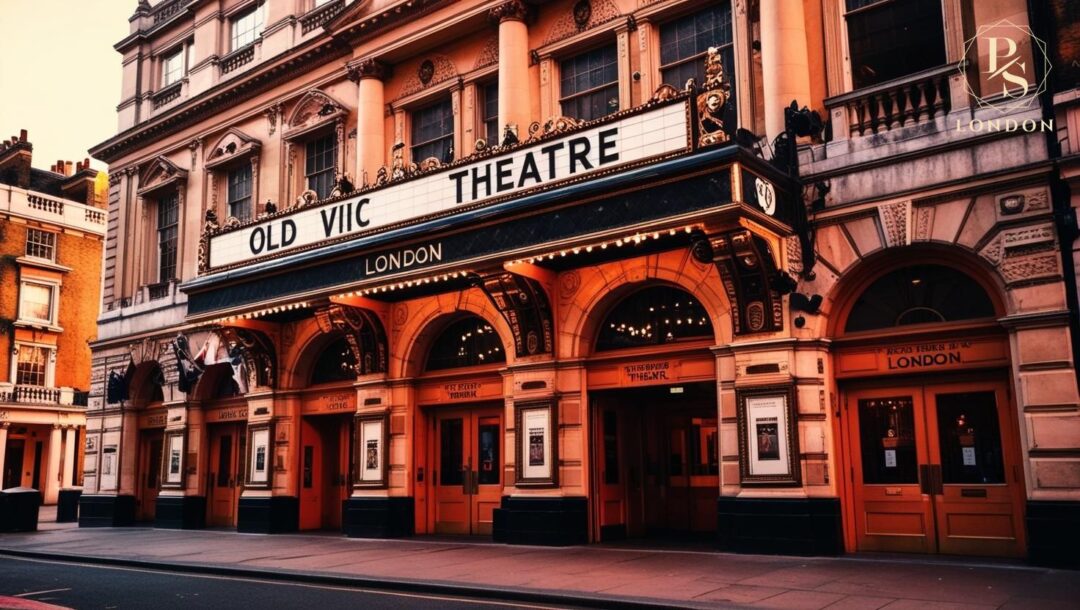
[1026,0,1080,375]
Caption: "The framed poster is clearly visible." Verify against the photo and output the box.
[245,423,272,489]
[162,431,186,489]
[354,412,388,488]
[100,445,118,491]
[737,385,800,486]
[515,401,557,487]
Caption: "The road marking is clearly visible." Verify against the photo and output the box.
[14,589,72,598]
[0,556,568,609]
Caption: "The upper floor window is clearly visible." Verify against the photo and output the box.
[596,286,713,351]
[660,5,736,132]
[846,0,946,90]
[425,316,505,371]
[227,165,253,222]
[161,47,185,87]
[15,344,51,387]
[411,99,454,163]
[305,132,337,200]
[560,44,619,121]
[481,82,499,145]
[231,4,265,50]
[25,229,56,261]
[19,281,57,325]
[843,264,996,333]
[157,193,179,282]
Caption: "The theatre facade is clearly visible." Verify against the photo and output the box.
[82,0,1080,564]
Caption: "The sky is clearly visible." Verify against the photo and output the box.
[0,0,135,172]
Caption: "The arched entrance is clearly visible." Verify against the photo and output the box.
[832,262,1027,557]
[297,334,356,531]
[418,314,507,536]
[585,285,720,541]
[130,362,166,523]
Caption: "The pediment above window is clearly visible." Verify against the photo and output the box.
[205,128,261,170]
[137,155,187,196]
[283,89,349,141]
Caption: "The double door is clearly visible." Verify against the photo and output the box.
[207,423,245,527]
[136,430,164,522]
[846,381,1025,557]
[434,406,503,535]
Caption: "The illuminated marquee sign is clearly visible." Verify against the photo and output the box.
[207,102,690,269]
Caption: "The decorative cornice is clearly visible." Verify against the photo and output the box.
[489,0,527,23]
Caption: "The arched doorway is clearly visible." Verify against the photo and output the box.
[130,362,166,523]
[585,285,719,541]
[297,335,356,531]
[833,262,1026,557]
[199,363,246,528]
[418,314,507,536]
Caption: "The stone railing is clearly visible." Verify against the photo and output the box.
[1,183,106,236]
[826,65,953,138]
[221,45,255,75]
[0,384,75,406]
[301,0,346,34]
[153,82,183,109]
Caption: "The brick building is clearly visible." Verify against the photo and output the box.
[0,129,107,503]
[81,0,1079,566]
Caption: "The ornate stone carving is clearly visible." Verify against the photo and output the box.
[559,270,581,298]
[313,304,388,376]
[878,200,910,248]
[650,84,680,103]
[264,103,283,135]
[1000,253,1060,284]
[474,35,500,70]
[980,234,1003,265]
[543,0,621,46]
[393,303,409,328]
[913,205,934,242]
[284,89,348,133]
[706,230,786,335]
[418,59,435,85]
[697,47,731,146]
[479,272,554,357]
[398,55,457,99]
[347,58,390,82]
[489,0,527,23]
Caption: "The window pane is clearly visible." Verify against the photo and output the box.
[858,396,919,484]
[25,229,56,261]
[936,392,1006,484]
[21,283,53,323]
[162,49,184,86]
[227,165,253,222]
[15,345,47,386]
[231,5,264,50]
[157,193,179,281]
[596,286,713,351]
[847,0,946,89]
[411,98,454,162]
[305,132,337,199]
[482,82,499,144]
[440,418,464,486]
[425,316,505,371]
[660,5,737,134]
[844,265,996,333]
[560,44,619,121]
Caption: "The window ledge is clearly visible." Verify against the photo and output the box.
[14,320,63,333]
[15,256,72,273]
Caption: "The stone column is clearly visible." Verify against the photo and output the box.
[44,424,63,503]
[62,427,77,487]
[0,423,9,486]
[491,1,530,142]
[350,59,390,187]
[759,0,813,142]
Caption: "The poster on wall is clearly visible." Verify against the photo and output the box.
[737,385,800,486]
[355,413,387,488]
[163,432,185,488]
[100,445,117,491]
[247,425,271,487]
[516,401,557,486]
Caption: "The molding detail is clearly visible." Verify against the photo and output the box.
[397,55,457,99]
[313,304,389,376]
[543,0,621,46]
[478,272,554,357]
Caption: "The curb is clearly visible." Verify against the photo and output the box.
[0,548,718,610]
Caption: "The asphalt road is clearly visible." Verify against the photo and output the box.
[0,556,572,610]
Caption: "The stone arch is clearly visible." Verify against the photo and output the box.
[560,248,733,359]
[811,244,1011,339]
[280,318,357,389]
[190,362,240,401]
[128,360,166,409]
[392,287,517,378]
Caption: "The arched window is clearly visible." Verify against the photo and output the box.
[844,264,996,333]
[596,286,713,351]
[425,316,505,371]
[310,336,357,385]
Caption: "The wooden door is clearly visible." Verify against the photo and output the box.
[434,407,503,535]
[208,424,242,527]
[137,431,163,522]
[925,383,1025,557]
[594,403,627,540]
[847,382,1025,556]
[299,418,324,530]
[3,439,25,489]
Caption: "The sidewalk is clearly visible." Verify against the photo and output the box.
[1,523,1077,610]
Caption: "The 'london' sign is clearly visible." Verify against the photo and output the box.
[207,102,691,269]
